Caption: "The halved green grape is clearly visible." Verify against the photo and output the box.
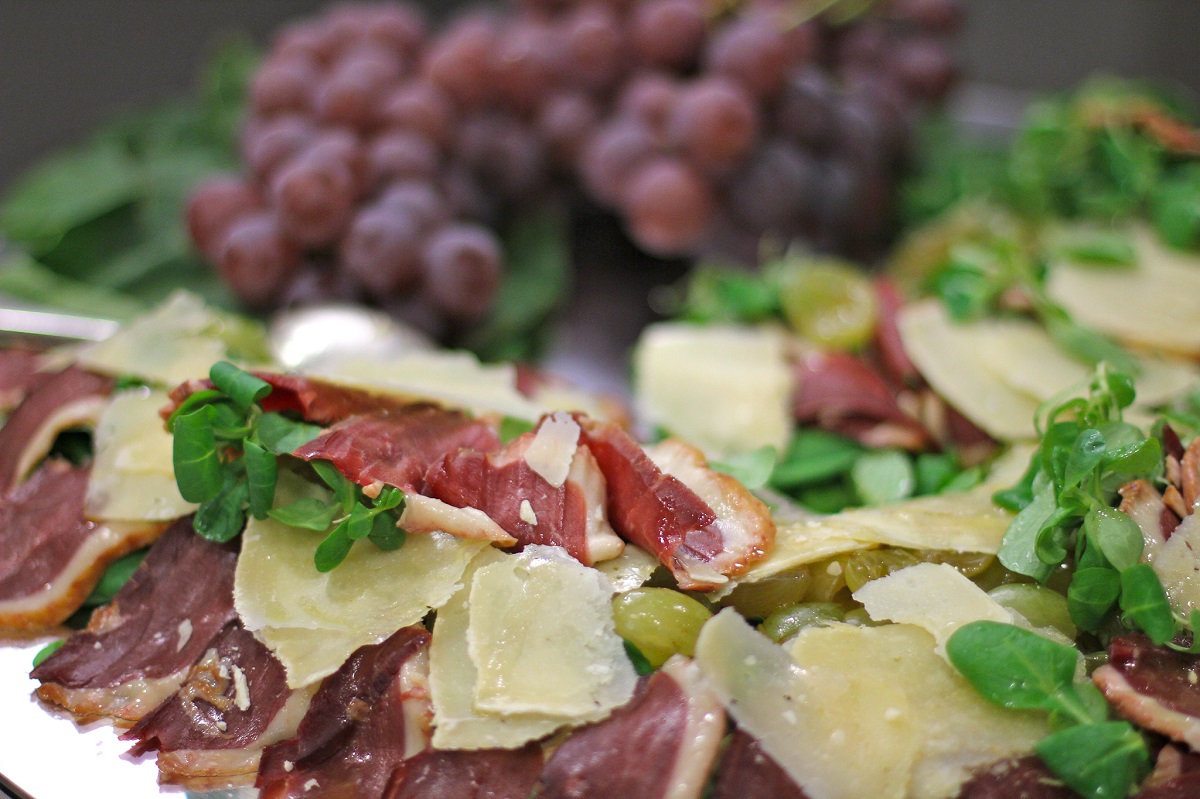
[612,587,713,669]
[761,601,845,643]
[722,568,812,619]
[777,258,878,350]
[843,548,923,592]
[988,583,1077,641]
[923,550,995,579]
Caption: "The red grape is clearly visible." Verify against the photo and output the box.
[492,19,565,113]
[580,118,659,206]
[379,80,456,149]
[630,0,706,70]
[537,92,601,167]
[379,180,448,232]
[621,157,715,256]
[271,148,358,248]
[315,49,402,130]
[367,131,439,189]
[217,213,302,307]
[562,4,626,92]
[250,56,320,117]
[668,76,759,175]
[422,13,497,110]
[341,204,425,296]
[705,13,792,98]
[422,224,503,321]
[241,116,314,183]
[617,73,681,139]
[186,177,264,261]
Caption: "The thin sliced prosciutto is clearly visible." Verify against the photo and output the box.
[1093,634,1200,750]
[385,745,543,799]
[953,757,1075,798]
[257,626,431,799]
[32,517,238,724]
[123,622,310,790]
[423,412,624,564]
[538,658,725,799]
[0,365,112,492]
[0,459,161,631]
[0,347,48,411]
[164,372,418,426]
[710,729,810,799]
[293,405,500,492]
[580,418,772,590]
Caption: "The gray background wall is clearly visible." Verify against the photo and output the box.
[0,0,1196,192]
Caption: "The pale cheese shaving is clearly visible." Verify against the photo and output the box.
[522,412,579,488]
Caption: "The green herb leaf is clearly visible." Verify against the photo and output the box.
[946,621,1079,711]
[770,430,863,489]
[256,412,323,455]
[1119,563,1175,645]
[32,640,65,669]
[1035,722,1149,799]
[345,503,374,541]
[167,389,225,432]
[243,439,277,520]
[1068,567,1121,632]
[499,416,535,446]
[1063,429,1106,492]
[998,483,1059,582]
[311,460,355,511]
[172,404,224,503]
[914,452,961,495]
[368,514,406,551]
[711,446,777,490]
[209,361,270,411]
[1048,228,1136,266]
[314,522,354,572]
[193,472,249,543]
[83,549,147,607]
[268,497,337,531]
[850,450,915,506]
[1084,507,1143,572]
[1042,309,1141,376]
[373,486,405,512]
[622,639,656,676]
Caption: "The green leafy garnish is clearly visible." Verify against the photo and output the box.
[498,416,536,446]
[83,549,148,607]
[710,446,777,490]
[32,640,65,669]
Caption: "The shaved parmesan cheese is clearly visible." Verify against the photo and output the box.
[85,389,197,522]
[522,412,579,488]
[1150,512,1200,615]
[853,563,1014,655]
[594,544,660,593]
[634,323,793,458]
[236,474,488,687]
[466,546,636,718]
[694,611,1049,799]
[1047,225,1200,358]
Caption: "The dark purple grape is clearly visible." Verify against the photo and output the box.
[630,0,706,70]
[274,20,340,67]
[536,92,600,168]
[422,13,497,110]
[561,4,626,92]
[340,204,425,296]
[250,56,320,117]
[621,157,715,256]
[440,164,496,224]
[726,139,817,231]
[705,12,793,98]
[281,264,364,306]
[579,118,659,207]
[890,0,964,33]
[379,80,456,149]
[835,22,889,71]
[617,73,681,140]
[217,213,302,307]
[186,177,263,261]
[241,116,315,183]
[361,4,428,58]
[270,149,358,248]
[668,76,759,175]
[890,35,957,102]
[457,113,547,201]
[491,19,565,113]
[421,224,503,321]
[315,48,402,130]
[379,180,448,232]
[367,131,439,189]
[774,66,837,150]
[305,129,369,195]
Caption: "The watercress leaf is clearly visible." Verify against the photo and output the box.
[346,503,374,541]
[268,497,337,531]
[914,452,960,495]
[770,430,863,489]
[32,640,65,669]
[498,416,535,446]
[83,549,148,607]
[1120,564,1176,645]
[941,466,984,493]
[946,621,1079,711]
[1068,567,1121,633]
[850,450,915,506]
[209,361,271,411]
[1085,508,1144,572]
[1041,422,1082,487]
[368,514,406,551]
[1035,722,1149,799]
[314,522,353,572]
[1097,369,1137,412]
[1048,227,1136,266]
[711,446,777,491]
[1169,610,1200,655]
[311,460,355,511]
[1042,310,1141,377]
[172,404,223,503]
[193,474,249,543]
[256,412,323,455]
[622,639,656,677]
[1063,429,1106,492]
[372,486,405,512]
[243,440,277,520]
[1073,681,1112,726]
[998,484,1060,582]
[797,482,856,514]
[1034,516,1072,567]
[1102,436,1161,479]
[993,453,1040,512]
[167,389,224,431]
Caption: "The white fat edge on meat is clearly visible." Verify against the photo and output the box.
[398,494,517,545]
[1149,511,1200,616]
[658,657,727,799]
[13,394,109,489]
[399,646,434,759]
[566,441,623,565]
[1093,662,1200,751]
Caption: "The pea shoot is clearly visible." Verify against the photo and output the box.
[169,361,408,571]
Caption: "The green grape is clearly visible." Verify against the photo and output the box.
[922,550,996,579]
[988,583,1077,641]
[612,587,713,669]
[722,568,811,619]
[806,556,850,602]
[843,548,922,593]
[777,258,878,351]
[761,601,845,643]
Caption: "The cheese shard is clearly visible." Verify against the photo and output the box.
[1150,511,1200,616]
[634,322,793,459]
[84,389,197,522]
[236,474,488,687]
[594,544,660,593]
[466,545,637,718]
[853,563,1014,655]
[694,611,1049,799]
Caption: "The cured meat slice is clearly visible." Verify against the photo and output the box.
[1119,480,1180,557]
[791,349,930,451]
[710,729,810,799]
[0,460,161,631]
[0,347,48,411]
[872,277,920,388]
[1094,634,1200,750]
[257,626,432,799]
[0,365,112,492]
[538,658,725,799]
[32,517,238,723]
[294,405,500,492]
[953,757,1076,798]
[384,745,543,799]
[164,372,416,426]
[123,623,310,790]
[579,417,772,589]
[423,412,623,564]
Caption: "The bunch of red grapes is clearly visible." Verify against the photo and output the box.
[187,0,960,333]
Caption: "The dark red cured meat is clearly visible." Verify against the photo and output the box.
[791,349,930,451]
[0,461,96,602]
[953,757,1075,799]
[257,626,430,799]
[1139,775,1200,799]
[0,365,112,492]
[423,439,592,563]
[577,417,724,572]
[872,277,920,388]
[294,406,500,492]
[1093,634,1200,748]
[123,622,290,755]
[384,745,543,799]
[539,670,702,799]
[32,516,237,689]
[0,347,48,410]
[710,729,810,799]
[163,372,417,426]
